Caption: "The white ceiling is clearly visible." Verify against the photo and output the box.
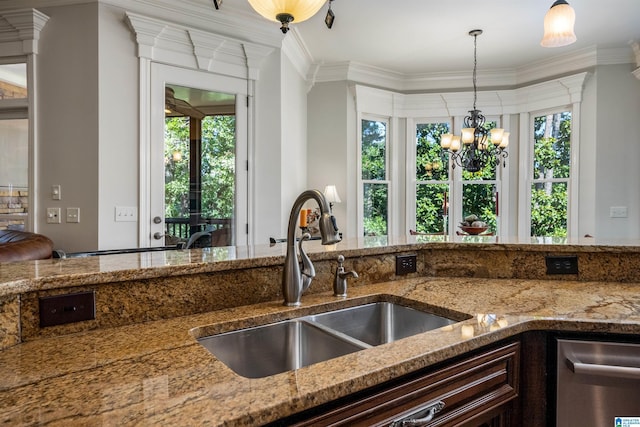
[224,0,640,76]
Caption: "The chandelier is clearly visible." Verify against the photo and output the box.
[440,30,508,173]
[248,0,327,34]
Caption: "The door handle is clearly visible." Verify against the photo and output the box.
[389,400,445,426]
[153,232,164,240]
[566,356,640,379]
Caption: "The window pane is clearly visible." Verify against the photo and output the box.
[165,116,190,220]
[0,64,27,100]
[531,182,567,237]
[361,119,386,180]
[462,120,498,181]
[533,112,571,179]
[201,115,235,221]
[416,183,448,234]
[416,123,449,181]
[462,183,497,234]
[363,183,387,236]
[0,119,28,230]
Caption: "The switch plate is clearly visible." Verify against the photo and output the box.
[39,291,96,327]
[66,207,80,223]
[51,184,61,200]
[46,207,61,224]
[396,254,417,275]
[610,206,628,218]
[545,255,578,275]
[115,206,137,222]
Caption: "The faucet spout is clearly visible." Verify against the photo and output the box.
[282,189,341,306]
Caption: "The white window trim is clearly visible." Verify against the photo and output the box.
[520,106,578,239]
[358,113,392,237]
[0,9,49,233]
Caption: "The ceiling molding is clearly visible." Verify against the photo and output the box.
[353,72,590,118]
[314,46,631,93]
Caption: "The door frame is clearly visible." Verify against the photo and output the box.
[144,63,249,247]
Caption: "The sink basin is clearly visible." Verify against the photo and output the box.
[197,319,366,379]
[197,301,460,378]
[308,302,457,346]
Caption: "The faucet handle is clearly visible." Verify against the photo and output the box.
[337,254,345,268]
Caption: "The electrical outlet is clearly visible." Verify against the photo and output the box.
[46,207,61,224]
[39,291,96,327]
[545,255,578,275]
[396,254,417,275]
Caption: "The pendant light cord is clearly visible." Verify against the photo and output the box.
[472,32,478,111]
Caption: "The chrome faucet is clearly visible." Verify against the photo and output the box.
[333,254,358,297]
[282,189,341,306]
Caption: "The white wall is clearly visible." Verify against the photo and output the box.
[97,3,141,250]
[36,3,100,252]
[307,81,354,237]
[594,64,640,239]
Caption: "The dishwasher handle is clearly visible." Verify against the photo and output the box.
[566,356,640,380]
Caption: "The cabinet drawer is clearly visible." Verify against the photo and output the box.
[288,341,520,427]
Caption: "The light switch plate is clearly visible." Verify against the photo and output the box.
[66,207,80,223]
[610,206,628,218]
[46,207,61,224]
[115,206,137,222]
[51,184,61,200]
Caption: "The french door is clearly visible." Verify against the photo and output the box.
[147,64,248,248]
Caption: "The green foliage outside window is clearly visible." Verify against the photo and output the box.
[362,119,388,236]
[164,115,236,220]
[531,112,571,237]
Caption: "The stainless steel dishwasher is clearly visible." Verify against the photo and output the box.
[557,339,640,426]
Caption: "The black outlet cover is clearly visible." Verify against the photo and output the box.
[396,254,417,275]
[39,291,96,327]
[545,255,579,275]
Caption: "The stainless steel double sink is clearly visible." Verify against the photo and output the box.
[197,302,461,378]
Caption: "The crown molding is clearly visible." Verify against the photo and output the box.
[126,12,274,81]
[315,46,632,93]
[0,8,49,56]
[353,72,590,118]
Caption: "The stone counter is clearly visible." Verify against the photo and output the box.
[0,276,639,426]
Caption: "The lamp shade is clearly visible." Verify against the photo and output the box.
[323,185,341,204]
[541,0,576,47]
[248,0,326,24]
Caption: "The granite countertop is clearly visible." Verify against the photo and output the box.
[1,275,639,426]
[2,234,640,298]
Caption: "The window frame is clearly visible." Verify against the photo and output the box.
[357,114,392,237]
[519,105,579,239]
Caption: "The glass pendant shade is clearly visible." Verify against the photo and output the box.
[490,128,504,145]
[450,136,461,152]
[461,128,475,144]
[440,133,453,149]
[499,132,510,148]
[248,0,326,32]
[541,0,577,47]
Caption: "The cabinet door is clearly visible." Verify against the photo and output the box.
[284,341,520,427]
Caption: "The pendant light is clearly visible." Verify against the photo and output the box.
[541,0,577,47]
[248,0,327,34]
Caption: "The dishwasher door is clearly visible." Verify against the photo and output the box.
[557,339,640,426]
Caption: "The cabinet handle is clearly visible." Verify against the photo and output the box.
[389,400,445,426]
[566,356,640,379]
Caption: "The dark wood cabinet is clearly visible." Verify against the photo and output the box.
[276,340,520,427]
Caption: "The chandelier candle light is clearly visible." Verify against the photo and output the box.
[440,30,508,173]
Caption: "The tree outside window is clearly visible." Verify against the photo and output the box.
[361,119,388,236]
[415,122,449,234]
[531,112,571,237]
